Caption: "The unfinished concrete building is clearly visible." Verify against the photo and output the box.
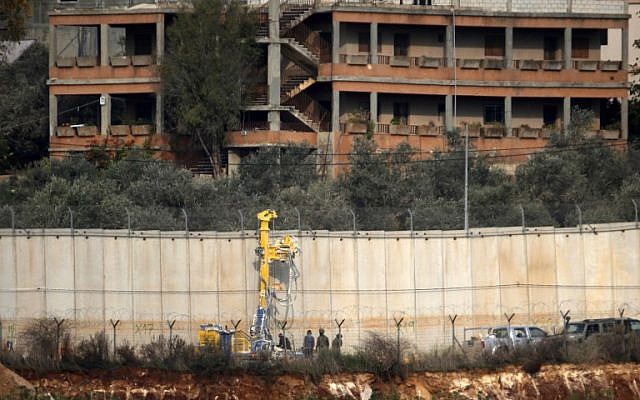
[47,0,630,172]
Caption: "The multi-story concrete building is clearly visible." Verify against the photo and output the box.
[47,0,630,172]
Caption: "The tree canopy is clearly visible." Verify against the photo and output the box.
[162,0,257,176]
[1,125,638,231]
[0,42,49,172]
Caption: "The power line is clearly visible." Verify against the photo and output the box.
[52,140,632,167]
[0,99,100,135]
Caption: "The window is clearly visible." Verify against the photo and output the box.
[492,328,508,339]
[483,104,504,124]
[543,105,557,127]
[572,37,589,59]
[358,32,370,53]
[134,33,152,55]
[394,34,409,57]
[393,102,409,125]
[378,31,382,53]
[528,327,547,338]
[484,35,504,57]
[630,320,640,332]
[567,323,584,334]
[585,324,600,336]
[513,328,527,338]
[543,37,558,61]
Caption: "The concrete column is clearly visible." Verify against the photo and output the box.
[621,97,629,140]
[564,27,572,70]
[100,93,111,136]
[156,16,164,64]
[563,97,571,133]
[155,92,163,135]
[49,23,56,67]
[332,20,340,63]
[227,149,241,175]
[100,24,108,66]
[332,88,340,133]
[445,25,454,67]
[445,94,453,132]
[622,26,629,71]
[268,0,279,40]
[49,94,57,137]
[505,26,513,69]
[370,22,378,64]
[504,96,512,136]
[268,0,281,130]
[268,43,281,108]
[268,111,280,131]
[370,92,378,124]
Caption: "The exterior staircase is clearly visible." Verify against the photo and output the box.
[284,91,329,133]
[243,84,268,106]
[281,64,315,102]
[252,1,329,134]
[282,38,319,68]
[256,2,314,38]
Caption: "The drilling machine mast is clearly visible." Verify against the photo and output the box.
[250,209,299,353]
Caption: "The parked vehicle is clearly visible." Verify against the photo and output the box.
[481,325,549,354]
[564,318,640,342]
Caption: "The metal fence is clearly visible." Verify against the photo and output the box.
[0,200,637,232]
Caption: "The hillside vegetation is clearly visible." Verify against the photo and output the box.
[1,110,639,232]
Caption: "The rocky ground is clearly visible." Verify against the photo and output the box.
[3,363,640,399]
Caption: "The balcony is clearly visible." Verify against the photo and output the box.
[226,128,318,148]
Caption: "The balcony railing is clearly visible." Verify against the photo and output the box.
[49,0,626,15]
[338,53,625,73]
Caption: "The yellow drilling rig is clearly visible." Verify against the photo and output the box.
[198,209,299,355]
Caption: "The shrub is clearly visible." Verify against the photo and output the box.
[186,342,229,376]
[352,333,409,381]
[20,318,70,372]
[116,340,139,366]
[73,331,112,369]
[139,335,196,371]
[410,346,468,372]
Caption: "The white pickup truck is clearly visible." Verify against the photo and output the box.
[481,325,549,354]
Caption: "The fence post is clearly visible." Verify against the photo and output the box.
[560,310,570,358]
[110,319,120,359]
[3,206,15,232]
[53,317,65,363]
[230,319,241,352]
[448,314,457,351]
[407,209,414,233]
[519,204,525,233]
[238,210,244,232]
[349,209,356,233]
[67,207,74,233]
[632,199,638,229]
[294,207,301,232]
[393,317,404,367]
[334,318,345,354]
[181,208,188,233]
[125,207,131,235]
[575,204,582,233]
[167,319,176,344]
[504,313,515,347]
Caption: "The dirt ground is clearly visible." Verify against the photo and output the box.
[4,363,640,399]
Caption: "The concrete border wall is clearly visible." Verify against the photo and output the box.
[1,222,639,351]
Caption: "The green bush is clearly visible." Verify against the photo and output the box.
[115,341,139,366]
[70,331,115,370]
[139,335,196,371]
